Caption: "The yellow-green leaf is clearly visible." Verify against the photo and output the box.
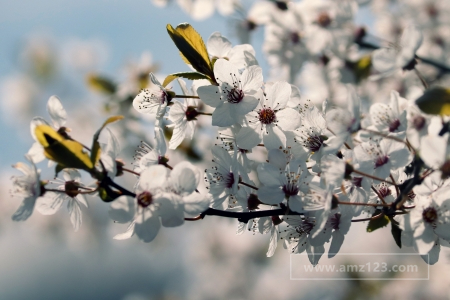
[390,217,402,248]
[166,23,214,82]
[366,210,390,232]
[86,74,117,95]
[90,116,124,165]
[35,125,94,171]
[162,72,211,87]
[354,55,371,83]
[416,87,450,115]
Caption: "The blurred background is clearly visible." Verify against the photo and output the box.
[1,0,449,299]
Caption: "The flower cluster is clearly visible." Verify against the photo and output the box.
[10,0,450,268]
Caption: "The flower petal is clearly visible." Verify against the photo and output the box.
[135,213,161,243]
[47,95,67,128]
[12,196,36,221]
[263,125,286,150]
[68,198,82,232]
[36,192,64,215]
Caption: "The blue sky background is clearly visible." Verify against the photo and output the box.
[0,0,237,168]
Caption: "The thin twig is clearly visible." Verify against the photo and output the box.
[174,95,200,99]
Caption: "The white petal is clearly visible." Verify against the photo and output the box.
[185,0,214,21]
[36,192,64,215]
[155,126,167,156]
[68,198,82,232]
[76,194,88,208]
[184,193,210,215]
[212,102,235,127]
[215,59,240,85]
[113,221,136,240]
[47,95,67,128]
[27,142,45,164]
[420,135,447,169]
[63,168,81,182]
[257,163,283,186]
[266,225,279,257]
[372,48,397,73]
[413,223,437,255]
[421,241,440,265]
[168,120,187,150]
[400,24,423,62]
[257,186,284,205]
[328,230,345,258]
[383,140,412,169]
[109,196,135,223]
[289,196,306,213]
[135,213,161,243]
[170,162,199,194]
[267,149,287,170]
[307,244,324,266]
[211,145,232,171]
[276,108,300,131]
[139,165,168,192]
[236,95,259,115]
[240,65,263,92]
[30,117,50,141]
[197,85,222,108]
[263,125,286,150]
[168,100,186,122]
[12,197,36,221]
[266,81,290,110]
[156,195,185,227]
[236,125,261,150]
[207,31,232,58]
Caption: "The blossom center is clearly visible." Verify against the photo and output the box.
[258,108,277,124]
[389,119,401,132]
[137,191,153,208]
[427,4,438,18]
[413,116,426,130]
[317,12,331,28]
[227,87,244,104]
[378,185,392,198]
[185,106,199,121]
[330,213,341,230]
[290,32,300,44]
[403,58,418,71]
[271,215,283,225]
[440,160,450,179]
[375,155,389,168]
[246,20,257,31]
[64,180,80,198]
[295,219,314,235]
[282,182,299,197]
[225,172,235,188]
[306,135,324,152]
[422,207,438,224]
[352,177,363,188]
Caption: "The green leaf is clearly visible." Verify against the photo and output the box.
[162,72,210,87]
[390,218,402,248]
[366,209,390,232]
[90,116,124,165]
[98,186,122,202]
[54,164,65,178]
[416,87,450,115]
[354,55,371,83]
[166,23,215,82]
[35,125,94,172]
[86,74,117,95]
